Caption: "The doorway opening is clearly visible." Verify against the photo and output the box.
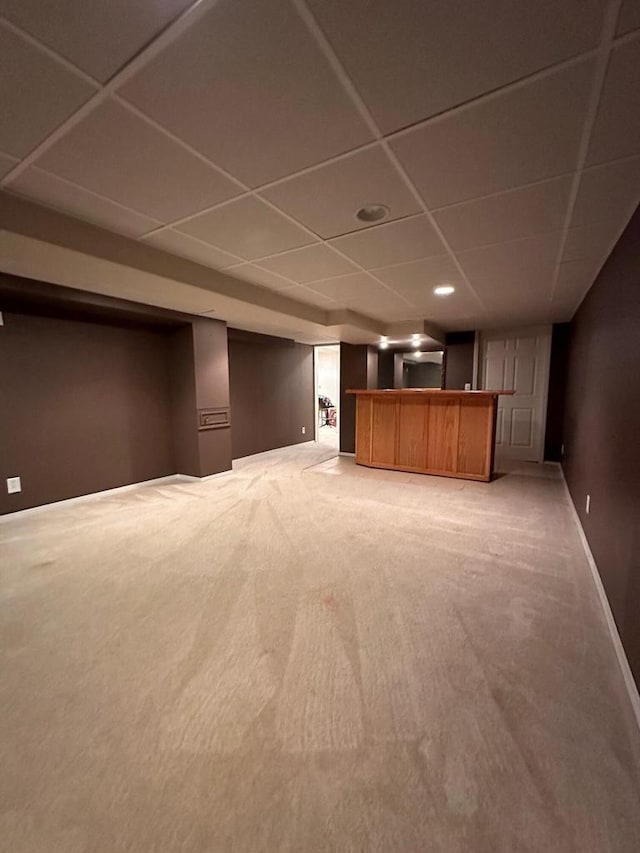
[314,344,340,450]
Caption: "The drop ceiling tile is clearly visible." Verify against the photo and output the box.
[307,0,606,134]
[572,157,640,227]
[260,146,420,238]
[343,289,408,312]
[7,167,162,237]
[373,255,465,301]
[0,25,96,158]
[457,232,562,304]
[549,297,579,322]
[177,196,316,260]
[36,100,241,222]
[374,264,483,322]
[0,152,18,180]
[329,214,446,269]
[433,176,573,251]
[306,272,400,305]
[0,0,194,82]
[616,1,640,36]
[418,291,482,323]
[143,229,240,269]
[257,244,358,283]
[390,59,594,209]
[554,258,601,308]
[230,264,295,291]
[119,0,372,187]
[587,39,640,166]
[562,222,624,263]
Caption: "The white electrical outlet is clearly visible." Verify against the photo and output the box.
[7,476,21,494]
[586,494,591,514]
[301,426,306,435]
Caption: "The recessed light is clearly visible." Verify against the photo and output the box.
[411,333,420,341]
[356,203,389,223]
[414,350,422,357]
[434,285,455,296]
[379,340,389,349]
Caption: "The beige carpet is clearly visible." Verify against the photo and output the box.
[1,442,640,852]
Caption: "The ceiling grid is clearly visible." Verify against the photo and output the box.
[0,0,638,336]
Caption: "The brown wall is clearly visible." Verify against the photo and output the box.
[563,203,640,684]
[444,331,475,390]
[544,322,571,462]
[339,343,378,453]
[377,350,395,389]
[228,329,314,459]
[171,319,232,477]
[0,311,174,514]
[403,361,442,388]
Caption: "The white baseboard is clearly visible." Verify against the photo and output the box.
[339,451,355,457]
[0,471,232,522]
[560,469,640,732]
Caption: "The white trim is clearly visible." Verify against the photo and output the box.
[313,345,320,443]
[339,451,355,457]
[0,474,187,522]
[560,469,640,732]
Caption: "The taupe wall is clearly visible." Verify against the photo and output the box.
[444,331,475,390]
[228,329,314,459]
[0,275,233,514]
[0,311,175,514]
[377,350,395,389]
[339,343,378,453]
[170,319,232,477]
[404,361,442,388]
[563,203,640,685]
[544,322,570,462]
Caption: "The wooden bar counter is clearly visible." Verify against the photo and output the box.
[347,389,513,482]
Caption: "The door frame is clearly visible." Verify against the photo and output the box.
[313,344,340,442]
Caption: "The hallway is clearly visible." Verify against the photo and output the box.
[1,445,639,852]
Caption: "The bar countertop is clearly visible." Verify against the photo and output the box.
[346,388,515,397]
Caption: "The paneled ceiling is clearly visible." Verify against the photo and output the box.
[1,0,639,336]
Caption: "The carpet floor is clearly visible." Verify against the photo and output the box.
[1,442,640,852]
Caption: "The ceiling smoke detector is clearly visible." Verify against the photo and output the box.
[356,204,389,223]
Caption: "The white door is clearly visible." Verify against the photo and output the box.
[480,326,551,463]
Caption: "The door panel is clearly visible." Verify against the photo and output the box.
[427,398,460,472]
[510,408,534,447]
[457,397,491,477]
[480,326,551,463]
[397,397,428,469]
[485,355,506,390]
[514,355,535,395]
[371,397,397,466]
